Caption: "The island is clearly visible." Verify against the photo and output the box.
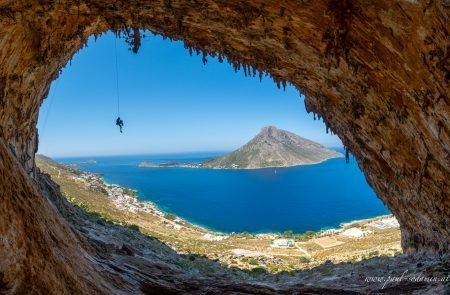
[202,126,343,169]
[138,161,158,168]
[139,161,201,168]
[138,126,343,169]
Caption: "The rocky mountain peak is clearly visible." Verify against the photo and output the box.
[203,126,342,169]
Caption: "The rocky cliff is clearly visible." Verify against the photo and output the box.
[0,0,448,293]
[203,126,343,169]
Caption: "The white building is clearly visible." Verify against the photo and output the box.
[202,233,229,241]
[271,238,294,248]
[341,227,373,238]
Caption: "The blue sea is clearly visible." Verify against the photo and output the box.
[57,150,389,234]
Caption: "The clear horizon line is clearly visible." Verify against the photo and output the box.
[39,145,344,159]
[39,150,232,159]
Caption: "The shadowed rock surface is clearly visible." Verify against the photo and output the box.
[203,126,343,169]
[0,0,448,293]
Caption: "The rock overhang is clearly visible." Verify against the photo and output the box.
[0,0,448,293]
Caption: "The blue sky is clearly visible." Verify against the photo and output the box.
[37,32,342,157]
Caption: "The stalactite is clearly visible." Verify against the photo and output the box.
[131,26,141,53]
[252,66,257,77]
[344,146,350,163]
[233,62,240,72]
[272,75,280,89]
[257,66,263,82]
[0,2,447,293]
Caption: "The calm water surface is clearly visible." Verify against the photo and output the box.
[58,150,389,234]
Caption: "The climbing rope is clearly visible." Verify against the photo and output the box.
[114,36,125,133]
[114,37,120,117]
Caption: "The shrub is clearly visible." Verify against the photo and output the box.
[164,213,176,221]
[250,267,266,276]
[188,254,196,261]
[299,256,311,263]
[248,258,259,266]
[305,230,315,237]
[127,224,140,232]
[283,230,294,238]
[368,250,379,257]
[96,218,105,225]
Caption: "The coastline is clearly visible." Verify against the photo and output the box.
[73,162,391,237]
[101,176,211,234]
[37,155,402,271]
[138,153,345,171]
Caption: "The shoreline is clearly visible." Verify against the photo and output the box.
[100,176,211,234]
[203,153,345,170]
[70,162,392,237]
[138,154,345,171]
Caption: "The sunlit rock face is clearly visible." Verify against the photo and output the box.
[0,0,448,293]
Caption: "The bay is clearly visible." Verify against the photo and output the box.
[57,149,389,234]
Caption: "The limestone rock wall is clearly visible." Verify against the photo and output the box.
[0,139,115,293]
[0,0,448,291]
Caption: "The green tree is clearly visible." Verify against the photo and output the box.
[283,230,294,238]
[305,230,315,237]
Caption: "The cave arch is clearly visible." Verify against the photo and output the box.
[0,0,448,293]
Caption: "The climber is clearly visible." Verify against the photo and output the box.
[116,117,124,133]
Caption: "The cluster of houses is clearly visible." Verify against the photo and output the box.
[71,172,103,188]
[107,184,149,213]
[71,171,193,232]
[70,172,156,214]
[367,216,399,229]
